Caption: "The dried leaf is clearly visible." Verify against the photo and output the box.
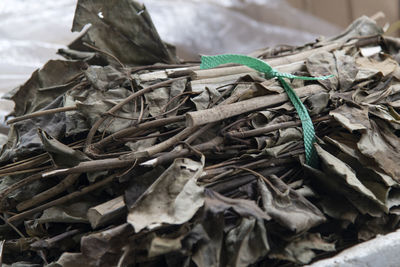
[334,50,358,91]
[190,211,224,267]
[356,56,398,77]
[327,16,382,43]
[319,196,358,224]
[38,129,90,168]
[54,224,133,267]
[330,104,370,133]
[270,233,335,264]
[75,87,140,134]
[148,234,184,258]
[316,144,387,214]
[204,189,271,221]
[127,158,205,232]
[144,78,186,117]
[305,92,330,115]
[358,120,400,181]
[36,201,93,224]
[258,177,325,232]
[84,65,126,91]
[224,217,269,267]
[72,0,177,65]
[306,51,338,91]
[5,60,86,117]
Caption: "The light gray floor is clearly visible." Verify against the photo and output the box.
[308,229,400,267]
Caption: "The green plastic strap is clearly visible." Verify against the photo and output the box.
[200,54,333,166]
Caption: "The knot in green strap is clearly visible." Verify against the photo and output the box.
[200,54,333,166]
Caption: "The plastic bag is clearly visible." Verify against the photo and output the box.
[0,0,80,121]
[143,0,340,59]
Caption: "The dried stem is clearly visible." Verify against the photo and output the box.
[0,154,50,175]
[0,214,25,238]
[7,106,78,125]
[16,173,81,211]
[8,172,120,223]
[0,171,54,209]
[192,43,340,80]
[226,115,331,138]
[122,126,198,160]
[41,158,134,179]
[141,136,224,167]
[122,127,184,142]
[200,158,295,182]
[186,85,325,127]
[30,229,81,249]
[0,166,52,179]
[87,196,125,229]
[83,42,125,68]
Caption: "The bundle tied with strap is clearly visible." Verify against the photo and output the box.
[200,54,333,166]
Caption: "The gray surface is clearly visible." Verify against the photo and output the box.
[308,229,400,267]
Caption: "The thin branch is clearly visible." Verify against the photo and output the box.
[141,136,224,167]
[186,85,324,127]
[83,42,125,68]
[0,166,52,179]
[30,229,81,249]
[40,158,134,179]
[7,106,78,125]
[137,95,145,124]
[9,172,120,223]
[0,171,53,209]
[122,126,198,160]
[16,173,81,211]
[0,214,25,238]
[121,126,184,142]
[226,115,331,138]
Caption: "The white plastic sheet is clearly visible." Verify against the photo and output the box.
[143,0,340,59]
[0,0,80,121]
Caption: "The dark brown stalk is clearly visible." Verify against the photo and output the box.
[129,63,198,74]
[30,229,81,249]
[8,173,120,223]
[0,170,55,209]
[41,158,135,179]
[141,136,224,167]
[7,106,78,125]
[0,214,25,238]
[87,196,126,229]
[0,166,52,179]
[0,154,49,174]
[207,165,289,194]
[83,42,125,68]
[16,173,81,211]
[122,127,184,142]
[186,85,324,127]
[226,115,331,138]
[122,126,198,160]
[200,158,295,182]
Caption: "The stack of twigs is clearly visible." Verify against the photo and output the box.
[1,0,400,265]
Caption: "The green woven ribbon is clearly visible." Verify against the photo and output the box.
[200,54,333,166]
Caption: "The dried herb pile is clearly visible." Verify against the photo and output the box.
[1,0,400,266]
